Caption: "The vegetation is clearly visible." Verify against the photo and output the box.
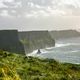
[0,50,80,80]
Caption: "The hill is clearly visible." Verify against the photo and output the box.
[49,30,80,40]
[0,50,80,80]
[19,31,55,53]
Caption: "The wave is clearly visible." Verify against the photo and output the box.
[27,43,80,56]
[26,50,38,56]
[26,42,80,64]
[45,47,54,50]
[55,43,71,47]
[26,49,48,56]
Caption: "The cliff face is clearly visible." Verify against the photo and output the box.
[0,30,24,53]
[0,30,55,54]
[19,31,55,53]
[49,30,80,40]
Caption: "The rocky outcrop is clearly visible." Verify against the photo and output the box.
[19,31,55,53]
[0,30,24,54]
[49,30,80,40]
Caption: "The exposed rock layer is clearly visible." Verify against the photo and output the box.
[19,31,55,53]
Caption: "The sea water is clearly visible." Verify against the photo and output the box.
[27,37,80,64]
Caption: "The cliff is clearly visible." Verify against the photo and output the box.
[19,31,55,53]
[49,30,80,40]
[0,30,24,53]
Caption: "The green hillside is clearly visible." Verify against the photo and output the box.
[0,50,80,80]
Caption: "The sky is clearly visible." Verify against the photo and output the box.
[0,0,80,31]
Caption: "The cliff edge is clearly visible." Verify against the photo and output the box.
[19,31,55,53]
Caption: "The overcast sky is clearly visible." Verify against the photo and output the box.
[0,0,80,31]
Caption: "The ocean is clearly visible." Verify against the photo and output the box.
[27,37,80,64]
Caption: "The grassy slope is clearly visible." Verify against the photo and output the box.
[0,50,80,80]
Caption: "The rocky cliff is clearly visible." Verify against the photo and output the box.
[0,30,24,53]
[19,31,55,53]
[49,30,80,40]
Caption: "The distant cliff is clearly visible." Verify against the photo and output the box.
[0,30,24,53]
[19,31,55,53]
[49,30,80,40]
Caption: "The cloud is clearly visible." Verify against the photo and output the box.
[0,1,8,8]
[46,7,66,16]
[52,0,80,9]
[0,0,80,31]
[25,10,49,18]
[28,2,35,8]
[4,0,14,3]
[0,0,22,8]
[0,0,80,18]
[0,10,11,17]
[28,2,44,9]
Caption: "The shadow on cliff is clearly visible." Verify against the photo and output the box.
[0,30,25,54]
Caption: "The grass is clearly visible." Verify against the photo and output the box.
[0,50,80,80]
